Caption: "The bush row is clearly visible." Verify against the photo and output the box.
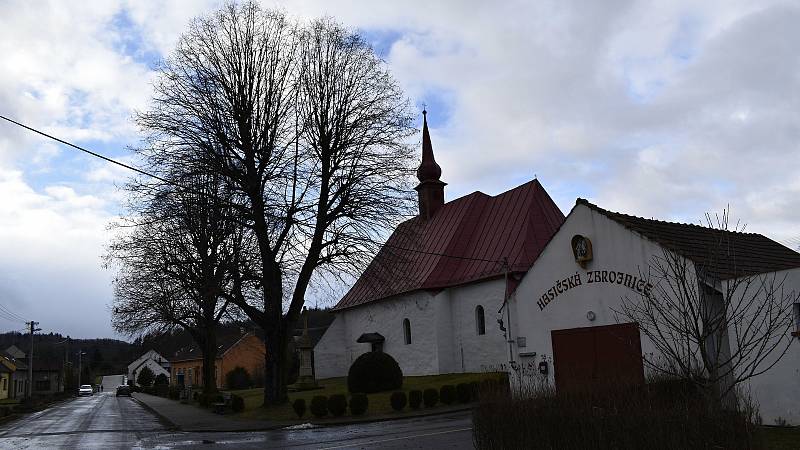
[292,381,488,418]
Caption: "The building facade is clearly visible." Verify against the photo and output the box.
[170,333,265,389]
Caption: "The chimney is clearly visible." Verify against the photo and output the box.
[415,110,446,219]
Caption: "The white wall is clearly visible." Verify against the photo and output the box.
[735,267,800,425]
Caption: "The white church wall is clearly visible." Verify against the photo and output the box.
[313,314,348,379]
[733,267,800,425]
[433,289,456,373]
[447,278,510,373]
[514,204,669,385]
[315,291,442,377]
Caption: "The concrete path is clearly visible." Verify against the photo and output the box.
[132,392,276,432]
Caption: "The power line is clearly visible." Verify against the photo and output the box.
[0,114,505,265]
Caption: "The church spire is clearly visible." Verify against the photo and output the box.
[415,109,446,219]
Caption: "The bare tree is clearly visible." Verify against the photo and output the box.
[616,212,799,406]
[107,172,244,394]
[135,2,415,405]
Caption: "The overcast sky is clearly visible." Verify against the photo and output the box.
[1,0,799,339]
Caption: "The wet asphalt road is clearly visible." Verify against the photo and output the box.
[0,392,474,449]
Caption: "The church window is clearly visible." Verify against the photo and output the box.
[403,318,412,345]
[476,305,486,335]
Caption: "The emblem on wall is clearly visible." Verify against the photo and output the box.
[571,234,593,268]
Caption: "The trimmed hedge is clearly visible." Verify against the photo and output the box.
[409,390,423,409]
[469,381,480,401]
[390,391,407,411]
[230,394,245,412]
[293,398,306,418]
[347,352,403,394]
[423,388,439,408]
[168,385,180,400]
[440,385,456,405]
[310,395,328,418]
[350,393,368,415]
[328,394,347,417]
[456,383,471,403]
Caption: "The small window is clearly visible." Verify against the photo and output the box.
[793,303,800,333]
[476,305,486,335]
[403,318,412,345]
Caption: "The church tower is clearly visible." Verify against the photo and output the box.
[415,110,446,219]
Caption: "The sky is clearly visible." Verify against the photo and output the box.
[1,0,799,339]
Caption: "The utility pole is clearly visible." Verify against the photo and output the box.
[77,350,86,387]
[26,321,40,399]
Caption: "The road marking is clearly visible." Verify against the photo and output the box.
[318,426,473,449]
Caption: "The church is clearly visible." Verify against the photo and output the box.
[314,112,800,424]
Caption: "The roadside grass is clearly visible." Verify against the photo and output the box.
[229,372,500,421]
[759,426,800,450]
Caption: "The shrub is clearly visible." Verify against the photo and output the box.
[136,366,155,387]
[168,385,180,400]
[154,373,169,386]
[456,383,471,403]
[230,394,245,413]
[473,381,761,450]
[292,398,306,418]
[350,393,368,415]
[390,391,407,411]
[328,394,347,417]
[197,393,209,407]
[409,390,423,409]
[310,395,328,418]
[347,351,403,394]
[423,388,439,407]
[225,366,252,390]
[469,381,480,401]
[440,385,456,405]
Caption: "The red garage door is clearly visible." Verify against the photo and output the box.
[552,322,644,392]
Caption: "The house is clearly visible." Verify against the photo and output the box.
[0,357,14,400]
[128,350,170,386]
[2,346,27,399]
[170,332,265,389]
[30,360,63,394]
[314,111,565,377]
[510,199,800,425]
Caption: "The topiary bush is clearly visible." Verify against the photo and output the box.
[423,388,439,407]
[310,395,328,418]
[409,390,423,409]
[168,385,180,400]
[390,391,407,411]
[347,351,403,393]
[440,385,456,405]
[154,373,169,386]
[293,398,306,418]
[456,383,471,403]
[328,394,347,417]
[350,393,368,415]
[469,381,480,401]
[230,394,245,412]
[226,366,252,390]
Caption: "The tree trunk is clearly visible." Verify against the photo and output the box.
[202,329,218,395]
[262,328,288,405]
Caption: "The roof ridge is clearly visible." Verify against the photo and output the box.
[575,198,761,236]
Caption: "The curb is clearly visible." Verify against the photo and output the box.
[131,394,181,431]
[307,404,474,428]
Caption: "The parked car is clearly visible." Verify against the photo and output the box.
[116,385,132,397]
[78,385,93,396]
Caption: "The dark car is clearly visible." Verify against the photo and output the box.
[116,385,132,397]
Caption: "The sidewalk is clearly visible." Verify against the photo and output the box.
[133,392,280,432]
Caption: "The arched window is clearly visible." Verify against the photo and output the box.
[475,305,486,335]
[403,318,412,345]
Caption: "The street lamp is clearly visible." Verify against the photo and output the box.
[77,350,87,389]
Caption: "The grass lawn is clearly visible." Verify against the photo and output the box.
[759,426,800,450]
[229,372,502,421]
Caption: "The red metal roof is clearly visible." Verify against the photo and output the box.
[334,179,565,310]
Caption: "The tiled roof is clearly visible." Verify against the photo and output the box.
[334,179,565,310]
[578,199,800,280]
[171,332,253,362]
